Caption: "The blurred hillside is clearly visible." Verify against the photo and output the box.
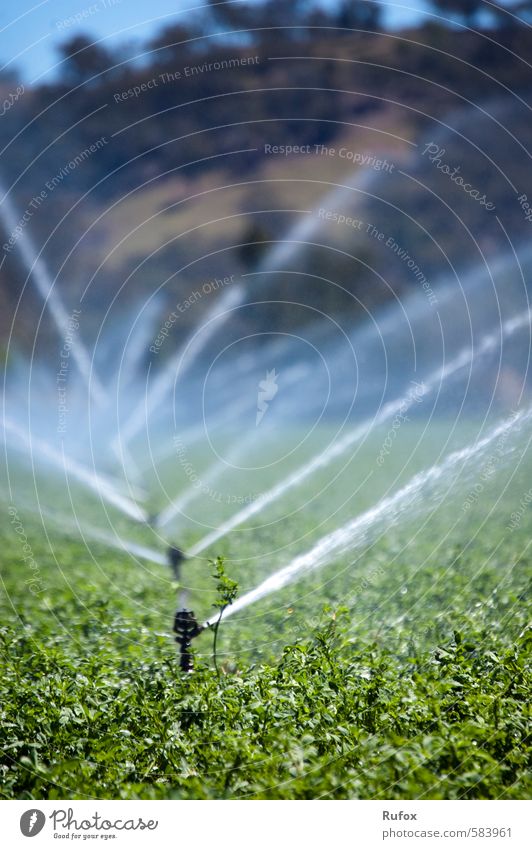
[1,0,532,355]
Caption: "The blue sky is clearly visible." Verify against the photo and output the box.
[0,0,431,83]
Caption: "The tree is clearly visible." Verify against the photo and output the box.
[337,0,382,31]
[207,0,317,39]
[490,0,532,29]
[207,0,256,31]
[59,35,113,85]
[148,21,203,62]
[430,0,485,26]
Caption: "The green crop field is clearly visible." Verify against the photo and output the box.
[3,0,532,814]
[1,420,531,800]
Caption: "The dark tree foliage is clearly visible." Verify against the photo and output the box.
[147,20,206,62]
[430,0,486,25]
[207,0,326,39]
[336,0,382,30]
[2,0,532,347]
[58,35,114,84]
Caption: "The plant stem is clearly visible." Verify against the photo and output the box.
[212,605,225,679]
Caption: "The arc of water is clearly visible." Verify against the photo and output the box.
[204,404,531,626]
[117,166,381,456]
[2,416,147,523]
[5,498,167,566]
[253,167,377,272]
[189,307,532,557]
[0,184,105,407]
[155,362,312,529]
[113,282,246,454]
[145,238,532,470]
[136,333,315,474]
[155,431,257,529]
[95,471,148,504]
[62,519,168,566]
[114,296,164,394]
[137,392,253,476]
[195,313,334,404]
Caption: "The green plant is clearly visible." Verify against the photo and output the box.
[1,428,532,800]
[209,557,238,678]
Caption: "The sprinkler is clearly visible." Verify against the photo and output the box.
[173,609,203,672]
[168,545,186,581]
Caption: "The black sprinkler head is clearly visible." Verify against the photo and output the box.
[173,608,203,672]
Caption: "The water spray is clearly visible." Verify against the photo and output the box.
[2,417,148,523]
[117,175,376,456]
[0,181,106,407]
[115,282,246,453]
[187,304,532,558]
[201,404,532,628]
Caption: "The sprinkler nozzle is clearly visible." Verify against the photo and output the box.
[173,608,203,672]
